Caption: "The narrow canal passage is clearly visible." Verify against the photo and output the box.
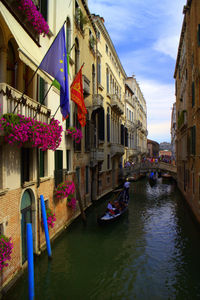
[4,178,200,300]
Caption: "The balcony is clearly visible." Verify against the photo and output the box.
[90,148,104,167]
[0,83,50,123]
[127,148,138,158]
[92,94,103,109]
[111,143,124,157]
[110,94,124,115]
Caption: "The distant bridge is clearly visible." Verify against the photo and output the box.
[122,162,177,181]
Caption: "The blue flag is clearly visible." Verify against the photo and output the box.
[40,25,69,119]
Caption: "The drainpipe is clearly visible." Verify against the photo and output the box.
[36,148,41,253]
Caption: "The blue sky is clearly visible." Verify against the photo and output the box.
[88,0,186,143]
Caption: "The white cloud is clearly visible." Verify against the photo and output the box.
[148,121,171,143]
[153,35,180,60]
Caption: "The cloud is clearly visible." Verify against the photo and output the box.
[153,35,180,60]
[148,121,172,143]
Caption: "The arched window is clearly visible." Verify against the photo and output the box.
[7,41,16,87]
[66,17,71,54]
[97,56,101,84]
[75,38,79,74]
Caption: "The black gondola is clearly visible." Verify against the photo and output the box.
[97,190,128,225]
[149,172,157,187]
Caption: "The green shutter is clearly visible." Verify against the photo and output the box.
[40,0,48,21]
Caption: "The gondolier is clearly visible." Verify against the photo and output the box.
[124,179,130,201]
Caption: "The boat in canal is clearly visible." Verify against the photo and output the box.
[97,190,128,225]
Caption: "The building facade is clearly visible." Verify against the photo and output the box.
[174,0,200,224]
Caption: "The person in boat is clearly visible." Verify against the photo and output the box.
[107,201,115,215]
[123,179,130,202]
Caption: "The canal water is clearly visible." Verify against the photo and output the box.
[3,178,200,300]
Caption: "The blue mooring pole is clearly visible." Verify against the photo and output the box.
[27,223,34,300]
[40,195,52,258]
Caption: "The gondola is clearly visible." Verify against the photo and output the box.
[97,191,128,225]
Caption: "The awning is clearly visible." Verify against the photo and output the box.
[0,2,53,84]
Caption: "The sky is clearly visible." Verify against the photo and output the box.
[88,0,186,143]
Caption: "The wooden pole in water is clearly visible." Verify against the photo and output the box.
[74,176,86,223]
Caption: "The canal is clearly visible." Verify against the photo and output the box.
[3,178,200,300]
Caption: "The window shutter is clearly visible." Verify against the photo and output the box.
[98,109,105,141]
[40,0,48,21]
[107,113,110,142]
[125,127,128,147]
[39,77,45,104]
[121,124,124,145]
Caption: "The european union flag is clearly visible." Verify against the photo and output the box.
[39,25,69,119]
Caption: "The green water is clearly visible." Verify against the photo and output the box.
[3,178,200,300]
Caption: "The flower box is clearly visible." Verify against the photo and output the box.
[0,113,63,151]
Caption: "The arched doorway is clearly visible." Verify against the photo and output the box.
[21,189,32,264]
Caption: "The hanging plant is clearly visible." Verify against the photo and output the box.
[41,208,56,228]
[0,235,13,271]
[55,180,75,200]
[17,0,49,36]
[66,194,77,210]
[66,127,83,143]
[0,113,63,151]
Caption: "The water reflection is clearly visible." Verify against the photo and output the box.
[3,178,200,300]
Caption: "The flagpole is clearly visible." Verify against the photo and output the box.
[52,104,60,120]
[13,20,67,114]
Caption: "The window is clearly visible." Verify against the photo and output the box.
[107,107,110,142]
[38,76,46,105]
[191,126,196,155]
[85,166,89,194]
[40,149,46,177]
[40,0,48,21]
[85,114,90,152]
[66,18,71,54]
[97,30,100,40]
[54,150,63,187]
[92,64,95,95]
[106,44,108,54]
[106,68,109,93]
[98,109,105,141]
[97,57,101,84]
[107,155,110,169]
[74,108,81,151]
[75,38,80,74]
[66,114,70,129]
[21,148,33,185]
[7,41,16,88]
[66,150,71,171]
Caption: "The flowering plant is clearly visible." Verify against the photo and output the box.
[66,127,83,143]
[42,208,56,228]
[55,180,77,210]
[0,113,63,151]
[67,195,77,210]
[55,180,75,200]
[17,0,49,36]
[0,235,13,271]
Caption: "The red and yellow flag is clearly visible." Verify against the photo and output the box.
[70,65,87,127]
